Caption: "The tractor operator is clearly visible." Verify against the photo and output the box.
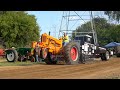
[62,32,69,46]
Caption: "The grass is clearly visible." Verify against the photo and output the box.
[0,61,41,66]
[0,57,43,66]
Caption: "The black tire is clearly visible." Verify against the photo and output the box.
[100,53,105,60]
[101,51,110,61]
[44,52,57,64]
[80,53,85,64]
[5,49,18,62]
[63,41,80,65]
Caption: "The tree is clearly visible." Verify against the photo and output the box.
[104,11,120,43]
[104,11,120,22]
[110,24,120,42]
[0,11,40,48]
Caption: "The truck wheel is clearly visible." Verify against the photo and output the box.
[5,49,18,62]
[101,51,110,61]
[63,41,80,65]
[44,53,57,64]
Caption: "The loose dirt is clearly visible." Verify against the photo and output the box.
[0,57,120,79]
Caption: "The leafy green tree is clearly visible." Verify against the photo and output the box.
[0,11,40,48]
[110,24,120,42]
[104,11,120,22]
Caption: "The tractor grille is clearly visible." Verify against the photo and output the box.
[42,36,47,42]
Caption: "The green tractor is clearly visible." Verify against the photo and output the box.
[5,48,35,62]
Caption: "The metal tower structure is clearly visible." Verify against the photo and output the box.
[58,11,103,46]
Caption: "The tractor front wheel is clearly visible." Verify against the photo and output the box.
[5,49,18,62]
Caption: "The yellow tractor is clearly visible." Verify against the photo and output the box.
[32,33,81,64]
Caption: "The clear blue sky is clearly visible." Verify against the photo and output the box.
[27,11,109,38]
[27,11,63,37]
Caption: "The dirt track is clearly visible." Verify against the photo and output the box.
[0,57,120,79]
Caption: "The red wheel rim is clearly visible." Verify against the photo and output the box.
[70,47,78,61]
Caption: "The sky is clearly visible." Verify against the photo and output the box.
[27,11,63,37]
[27,11,109,38]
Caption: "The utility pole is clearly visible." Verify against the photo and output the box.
[90,11,98,45]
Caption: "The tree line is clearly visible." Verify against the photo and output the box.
[0,11,40,48]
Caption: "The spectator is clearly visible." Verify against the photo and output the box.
[34,43,40,62]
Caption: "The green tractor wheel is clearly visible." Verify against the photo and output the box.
[5,49,18,62]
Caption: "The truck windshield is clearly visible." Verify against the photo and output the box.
[75,37,85,45]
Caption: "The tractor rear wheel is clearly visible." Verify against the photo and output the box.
[6,49,18,62]
[63,41,80,65]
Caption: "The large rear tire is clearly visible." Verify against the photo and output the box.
[5,49,18,62]
[63,41,80,65]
